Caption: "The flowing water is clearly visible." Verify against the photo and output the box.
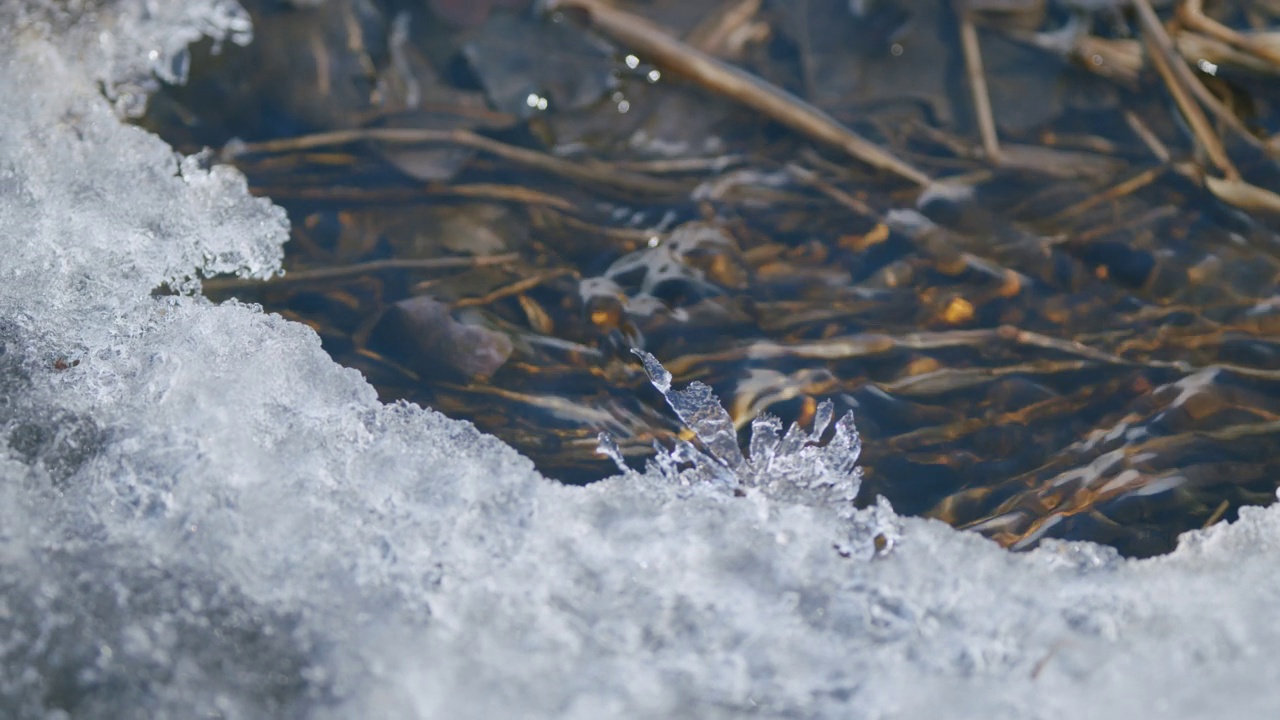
[142,0,1280,557]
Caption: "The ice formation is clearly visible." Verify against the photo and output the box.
[3,2,1280,719]
[603,350,898,560]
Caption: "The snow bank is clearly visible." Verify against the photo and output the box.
[2,3,1278,718]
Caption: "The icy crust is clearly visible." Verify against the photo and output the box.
[3,4,1280,720]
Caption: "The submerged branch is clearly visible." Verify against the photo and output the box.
[544,0,932,187]
[226,127,686,196]
[202,253,520,292]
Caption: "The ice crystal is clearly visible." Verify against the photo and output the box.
[602,351,897,555]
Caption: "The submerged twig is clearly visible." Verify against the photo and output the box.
[785,164,879,219]
[543,0,931,186]
[247,183,578,211]
[659,325,1145,377]
[1044,165,1168,225]
[958,9,1001,163]
[1132,0,1238,180]
[1009,20,1271,156]
[1070,204,1178,243]
[437,183,580,211]
[226,127,684,196]
[451,269,578,309]
[202,253,520,292]
[1123,110,1171,163]
[1201,499,1230,529]
[1131,0,1280,211]
[684,0,764,58]
[612,155,749,174]
[1177,0,1280,67]
[528,206,666,249]
[1204,176,1280,215]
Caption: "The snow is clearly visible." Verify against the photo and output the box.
[2,2,1279,718]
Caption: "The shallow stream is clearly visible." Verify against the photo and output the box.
[144,0,1280,556]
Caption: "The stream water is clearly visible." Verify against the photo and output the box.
[142,0,1280,557]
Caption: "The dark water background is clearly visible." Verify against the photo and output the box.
[142,0,1280,556]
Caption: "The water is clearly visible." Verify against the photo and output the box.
[142,0,1280,556]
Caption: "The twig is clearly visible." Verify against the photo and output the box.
[1011,15,1266,156]
[543,0,931,186]
[612,154,748,174]
[438,183,580,211]
[1174,30,1280,77]
[685,0,764,58]
[785,164,879,219]
[1044,165,1167,224]
[659,325,1140,377]
[1201,499,1230,529]
[1071,204,1178,243]
[958,9,1002,163]
[1178,0,1280,66]
[246,183,578,211]
[1132,0,1239,180]
[529,206,667,248]
[1123,110,1171,163]
[226,127,683,196]
[1166,48,1270,155]
[451,269,578,309]
[202,253,520,292]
